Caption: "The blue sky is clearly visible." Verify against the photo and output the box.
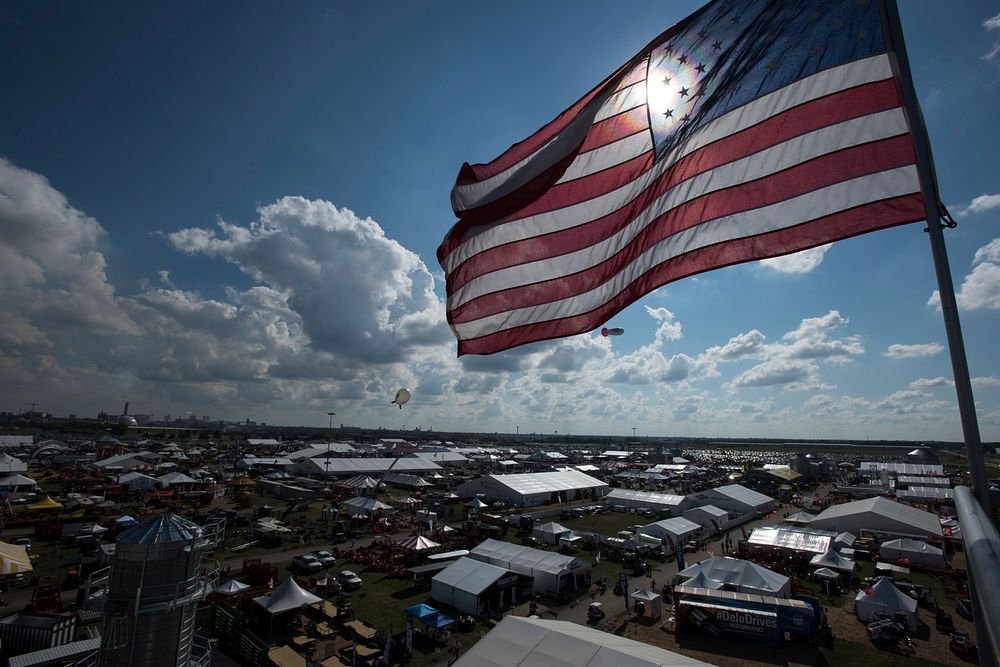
[1,1,998,441]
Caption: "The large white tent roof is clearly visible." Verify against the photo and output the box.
[433,557,512,596]
[677,556,790,597]
[686,504,728,517]
[679,571,723,590]
[607,488,685,507]
[302,457,442,475]
[896,487,953,501]
[860,461,943,476]
[286,443,357,460]
[643,517,701,537]
[412,451,470,464]
[479,470,607,496]
[157,471,198,485]
[879,537,945,567]
[707,484,774,508]
[455,616,713,667]
[471,539,584,577]
[747,525,835,554]
[880,537,943,556]
[810,497,942,537]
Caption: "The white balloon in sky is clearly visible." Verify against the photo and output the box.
[392,388,411,409]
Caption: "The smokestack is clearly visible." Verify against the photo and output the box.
[123,402,129,416]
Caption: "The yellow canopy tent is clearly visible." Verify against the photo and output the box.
[28,495,64,510]
[0,541,33,574]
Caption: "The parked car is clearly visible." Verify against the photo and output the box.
[292,554,323,574]
[337,569,363,590]
[311,550,337,568]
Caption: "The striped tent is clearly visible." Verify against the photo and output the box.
[0,541,32,574]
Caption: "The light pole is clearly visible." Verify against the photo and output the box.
[324,411,335,483]
[632,426,636,439]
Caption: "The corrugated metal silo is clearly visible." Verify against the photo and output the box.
[97,514,214,667]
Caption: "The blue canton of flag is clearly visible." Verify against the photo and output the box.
[647,0,885,160]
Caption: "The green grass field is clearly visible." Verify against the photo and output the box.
[818,638,943,667]
[561,511,648,536]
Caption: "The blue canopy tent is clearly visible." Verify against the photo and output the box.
[403,603,439,620]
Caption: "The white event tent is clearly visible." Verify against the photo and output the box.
[879,538,946,568]
[253,577,321,615]
[457,470,608,507]
[675,556,790,597]
[809,497,942,538]
[854,577,918,631]
[469,539,590,598]
[454,616,713,667]
[432,557,518,616]
[533,521,572,545]
[809,548,856,574]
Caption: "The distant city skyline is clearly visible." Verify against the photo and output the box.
[2,2,999,441]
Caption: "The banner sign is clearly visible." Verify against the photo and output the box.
[676,599,781,642]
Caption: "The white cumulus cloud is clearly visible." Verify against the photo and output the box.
[644,305,683,343]
[930,238,1000,311]
[729,358,822,390]
[724,310,862,392]
[168,196,451,364]
[0,157,140,350]
[884,342,944,359]
[707,329,766,360]
[759,244,832,274]
[909,376,953,389]
[955,193,1000,218]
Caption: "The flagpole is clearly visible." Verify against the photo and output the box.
[879,0,994,519]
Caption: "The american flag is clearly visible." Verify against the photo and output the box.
[438,0,927,355]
